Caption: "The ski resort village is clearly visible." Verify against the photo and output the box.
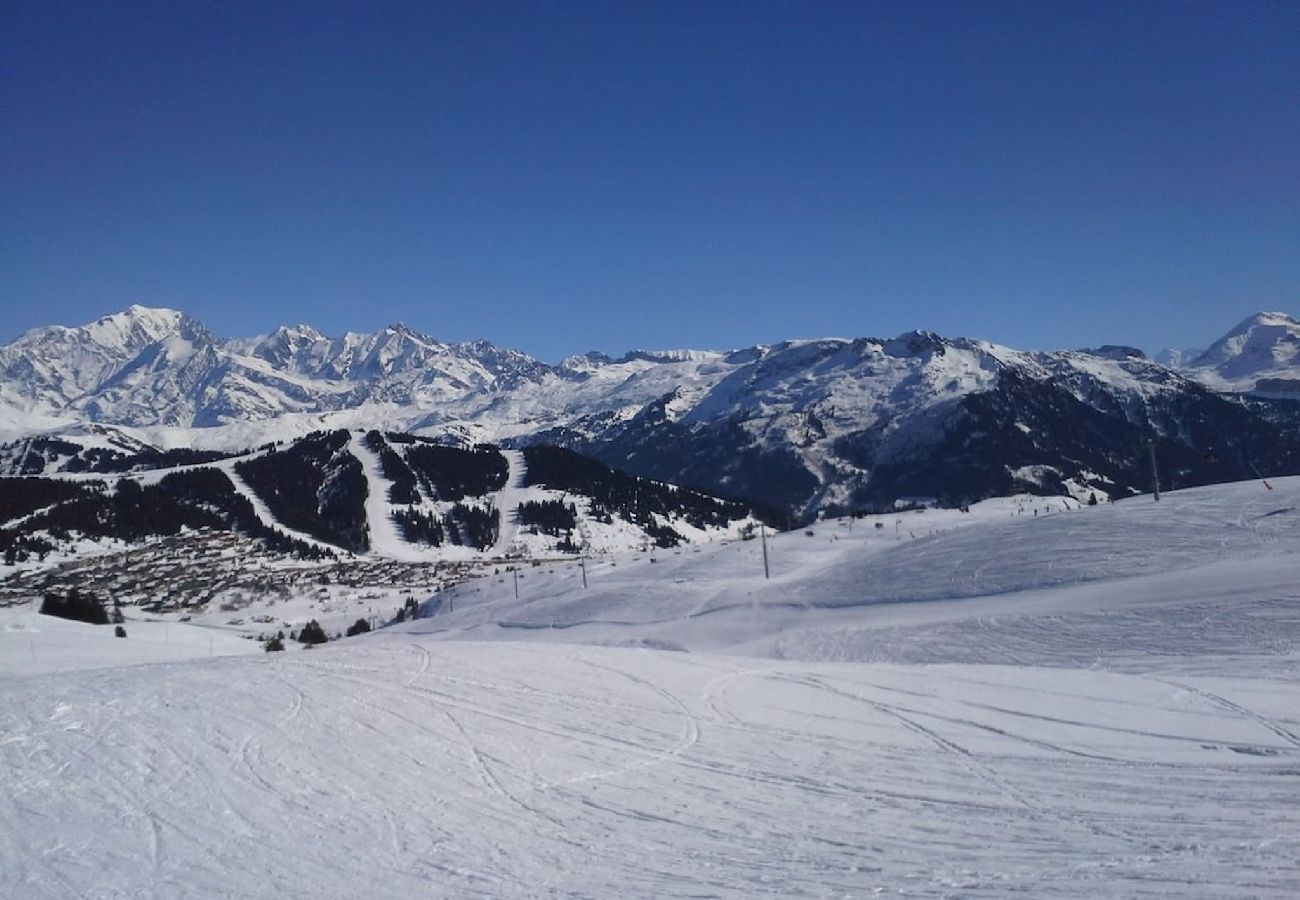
[0,307,1297,897]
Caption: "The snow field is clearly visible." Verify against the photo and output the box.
[2,638,1296,898]
[412,479,1296,658]
[0,476,1297,897]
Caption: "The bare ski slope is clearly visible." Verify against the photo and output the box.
[411,480,1299,658]
[2,478,1298,898]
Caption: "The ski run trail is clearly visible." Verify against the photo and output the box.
[2,477,1299,898]
[347,433,432,563]
[489,448,526,557]
[216,458,341,556]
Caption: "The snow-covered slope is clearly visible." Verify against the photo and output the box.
[1184,311,1300,394]
[2,477,1297,897]
[0,306,192,415]
[411,477,1300,658]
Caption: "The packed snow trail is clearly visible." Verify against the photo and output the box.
[1,636,1296,899]
[489,448,526,557]
[347,432,433,562]
[416,476,1300,653]
[2,476,1298,898]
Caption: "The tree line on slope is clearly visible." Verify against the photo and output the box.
[363,431,421,504]
[520,445,754,545]
[234,430,369,552]
[1,469,334,561]
[402,440,508,501]
[392,503,499,550]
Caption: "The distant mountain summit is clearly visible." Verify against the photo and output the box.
[1184,311,1300,393]
[1153,347,1202,368]
[1,306,553,427]
[2,306,1298,518]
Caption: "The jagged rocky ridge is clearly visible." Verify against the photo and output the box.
[2,307,1298,519]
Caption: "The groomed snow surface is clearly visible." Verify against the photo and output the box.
[3,479,1299,898]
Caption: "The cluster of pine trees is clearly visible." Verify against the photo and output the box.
[404,442,508,501]
[363,431,421,504]
[517,499,577,537]
[235,430,369,552]
[2,532,54,565]
[392,503,498,549]
[521,446,750,536]
[446,503,498,549]
[39,589,109,625]
[2,469,332,560]
[393,507,444,545]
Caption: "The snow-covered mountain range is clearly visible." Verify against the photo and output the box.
[2,307,1298,517]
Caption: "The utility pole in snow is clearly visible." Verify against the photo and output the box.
[1146,438,1161,502]
[1249,462,1275,491]
[760,524,770,579]
[512,567,519,599]
[580,556,588,589]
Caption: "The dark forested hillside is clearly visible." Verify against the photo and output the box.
[1,468,331,561]
[403,442,508,501]
[0,437,233,476]
[363,431,420,504]
[2,433,761,567]
[0,477,100,524]
[234,430,369,551]
[521,445,755,544]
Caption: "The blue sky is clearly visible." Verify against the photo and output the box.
[2,1,1296,360]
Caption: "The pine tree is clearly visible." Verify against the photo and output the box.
[297,620,328,645]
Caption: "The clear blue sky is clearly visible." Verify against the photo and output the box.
[2,0,1296,360]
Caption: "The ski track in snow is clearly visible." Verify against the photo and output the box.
[3,632,1297,898]
[347,432,433,562]
[1,478,1299,897]
[489,449,526,557]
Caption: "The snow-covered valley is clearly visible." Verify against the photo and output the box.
[2,477,1298,897]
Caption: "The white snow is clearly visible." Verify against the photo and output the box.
[1182,311,1300,392]
[1,477,1297,897]
[489,448,527,556]
[347,432,431,563]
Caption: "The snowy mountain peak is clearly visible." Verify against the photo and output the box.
[15,305,186,350]
[1189,310,1300,389]
[1153,347,1202,367]
[0,306,197,411]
